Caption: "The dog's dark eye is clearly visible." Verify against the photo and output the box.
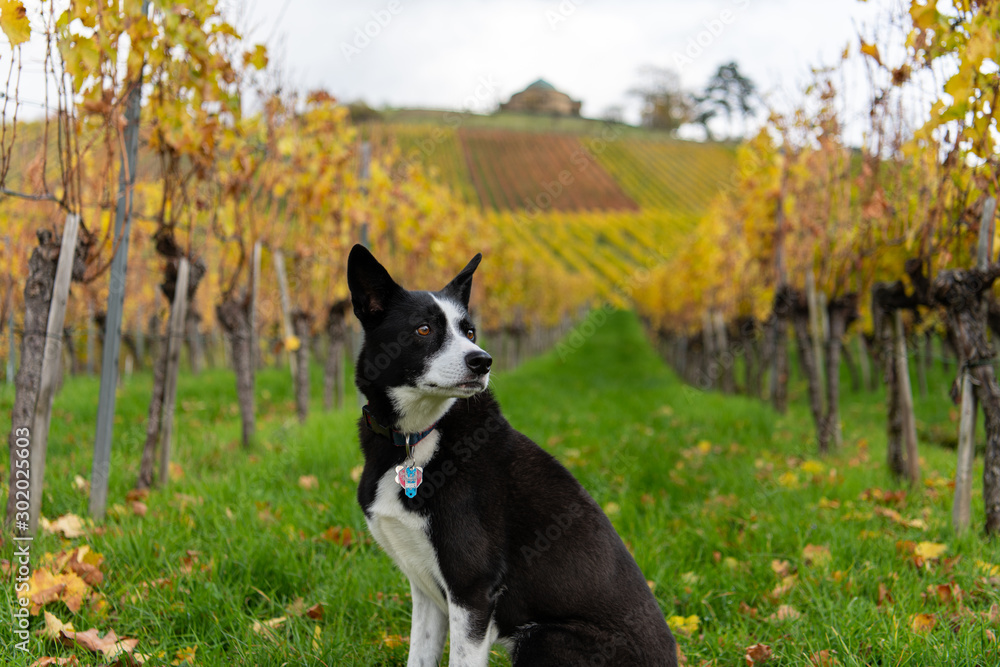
[465,329,475,341]
[417,325,431,336]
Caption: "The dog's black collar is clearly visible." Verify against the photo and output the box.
[363,405,438,448]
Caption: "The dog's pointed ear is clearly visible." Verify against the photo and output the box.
[442,253,482,309]
[347,244,401,326]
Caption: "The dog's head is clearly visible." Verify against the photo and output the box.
[347,244,492,430]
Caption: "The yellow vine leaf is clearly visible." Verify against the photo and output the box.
[244,43,268,70]
[909,1,938,31]
[0,0,30,46]
[859,41,881,65]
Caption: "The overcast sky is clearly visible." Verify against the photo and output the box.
[6,0,896,135]
[237,0,891,128]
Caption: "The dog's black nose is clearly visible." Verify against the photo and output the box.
[465,350,493,375]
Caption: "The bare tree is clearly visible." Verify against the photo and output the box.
[629,66,692,133]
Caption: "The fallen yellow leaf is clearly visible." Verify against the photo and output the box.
[42,611,74,640]
[914,542,947,560]
[976,559,1000,576]
[667,614,700,637]
[802,544,832,568]
[41,514,86,538]
[382,632,408,648]
[801,459,825,475]
[910,612,937,634]
[768,604,801,622]
[251,616,286,642]
[778,471,800,488]
[171,645,196,665]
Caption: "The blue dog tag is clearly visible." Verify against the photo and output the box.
[395,465,423,498]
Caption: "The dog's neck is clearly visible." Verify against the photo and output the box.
[363,389,456,435]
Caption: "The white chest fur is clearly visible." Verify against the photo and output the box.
[365,432,449,614]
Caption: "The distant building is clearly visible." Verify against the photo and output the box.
[499,79,582,117]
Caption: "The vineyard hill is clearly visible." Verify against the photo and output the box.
[364,110,737,216]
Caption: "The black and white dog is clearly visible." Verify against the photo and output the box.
[348,244,677,666]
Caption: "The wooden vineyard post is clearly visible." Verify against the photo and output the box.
[954,368,977,532]
[135,303,145,372]
[675,335,688,383]
[702,309,715,390]
[3,234,11,385]
[159,258,189,487]
[6,305,13,385]
[770,156,790,414]
[25,214,80,535]
[273,249,296,382]
[916,328,928,398]
[292,310,311,423]
[894,310,920,487]
[713,310,734,394]
[857,335,873,391]
[355,140,372,407]
[324,300,349,411]
[90,9,148,519]
[5,250,13,385]
[806,269,826,404]
[249,240,261,373]
[953,196,995,533]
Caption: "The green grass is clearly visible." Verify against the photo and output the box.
[2,312,999,665]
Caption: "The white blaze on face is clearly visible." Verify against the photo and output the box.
[423,294,486,388]
[388,294,489,434]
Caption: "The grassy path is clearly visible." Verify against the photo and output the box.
[1,311,998,665]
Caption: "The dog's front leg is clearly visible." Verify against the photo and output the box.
[446,600,496,667]
[407,580,448,667]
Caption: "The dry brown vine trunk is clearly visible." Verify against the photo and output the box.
[64,327,80,376]
[186,308,204,374]
[147,313,161,372]
[137,327,167,489]
[932,267,1000,534]
[713,312,735,394]
[674,335,688,383]
[137,257,205,489]
[790,291,827,452]
[823,294,858,450]
[736,317,762,398]
[218,294,255,448]
[324,299,350,411]
[4,232,60,524]
[769,289,791,414]
[840,338,860,393]
[871,280,920,481]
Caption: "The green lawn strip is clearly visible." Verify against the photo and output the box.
[2,311,998,665]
